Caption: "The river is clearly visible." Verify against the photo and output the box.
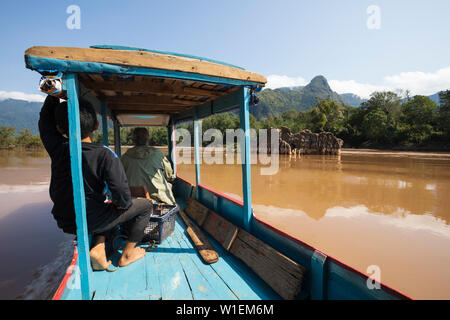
[177,148,450,300]
[0,148,449,299]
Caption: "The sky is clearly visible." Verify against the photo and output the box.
[0,0,449,102]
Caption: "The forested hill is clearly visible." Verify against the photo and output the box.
[0,74,442,134]
[0,99,42,134]
[253,75,348,119]
[340,93,367,107]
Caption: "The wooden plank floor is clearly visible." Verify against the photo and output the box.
[86,214,281,300]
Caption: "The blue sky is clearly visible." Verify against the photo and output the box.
[0,0,449,100]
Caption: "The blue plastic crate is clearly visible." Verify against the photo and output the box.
[142,204,179,244]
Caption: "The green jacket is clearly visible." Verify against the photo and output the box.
[121,146,176,205]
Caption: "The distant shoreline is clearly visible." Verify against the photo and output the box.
[0,146,44,150]
[1,145,450,155]
[341,148,450,157]
[342,145,450,153]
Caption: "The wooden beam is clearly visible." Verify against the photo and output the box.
[109,104,188,110]
[178,210,219,264]
[26,46,267,84]
[230,229,306,300]
[203,211,239,251]
[109,108,185,115]
[184,86,223,97]
[81,78,224,98]
[104,94,200,106]
[184,198,210,227]
[109,101,186,113]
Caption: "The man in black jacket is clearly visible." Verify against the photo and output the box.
[39,95,151,270]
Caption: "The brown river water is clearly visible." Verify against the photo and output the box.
[0,148,449,299]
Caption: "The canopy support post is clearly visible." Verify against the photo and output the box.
[193,106,201,188]
[63,73,92,300]
[239,86,253,232]
[101,102,109,146]
[113,119,121,157]
[168,118,177,176]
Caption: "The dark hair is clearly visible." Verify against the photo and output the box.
[55,99,98,139]
[132,127,150,146]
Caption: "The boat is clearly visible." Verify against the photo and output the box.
[24,45,411,300]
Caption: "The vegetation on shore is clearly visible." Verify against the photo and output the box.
[92,126,168,147]
[0,127,43,149]
[179,90,450,150]
[1,90,449,151]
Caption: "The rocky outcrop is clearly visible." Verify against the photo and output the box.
[272,126,343,155]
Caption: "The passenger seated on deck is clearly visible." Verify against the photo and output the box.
[39,95,152,270]
[121,128,176,205]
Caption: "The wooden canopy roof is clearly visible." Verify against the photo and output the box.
[24,46,267,120]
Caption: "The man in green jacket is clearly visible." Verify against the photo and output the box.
[121,128,176,205]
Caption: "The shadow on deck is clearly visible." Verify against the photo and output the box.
[64,214,281,300]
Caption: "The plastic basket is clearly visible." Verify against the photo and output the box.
[142,204,179,244]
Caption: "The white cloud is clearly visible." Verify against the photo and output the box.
[384,67,450,96]
[265,75,307,90]
[0,91,45,102]
[328,80,389,99]
[264,67,450,99]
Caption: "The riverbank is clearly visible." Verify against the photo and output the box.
[342,143,450,153]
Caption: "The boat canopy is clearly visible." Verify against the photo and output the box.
[25,45,264,300]
[25,45,266,126]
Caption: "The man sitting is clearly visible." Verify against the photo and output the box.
[39,96,152,270]
[121,128,176,205]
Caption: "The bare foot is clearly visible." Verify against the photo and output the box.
[119,243,146,267]
[90,236,112,271]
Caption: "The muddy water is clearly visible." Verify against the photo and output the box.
[177,149,450,300]
[0,148,449,299]
[0,149,72,300]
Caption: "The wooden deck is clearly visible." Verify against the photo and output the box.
[63,214,280,300]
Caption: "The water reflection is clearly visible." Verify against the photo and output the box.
[254,203,450,300]
[0,198,69,299]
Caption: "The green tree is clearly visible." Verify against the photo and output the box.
[361,91,402,121]
[354,91,403,145]
[360,108,389,144]
[281,109,298,121]
[309,108,327,132]
[438,90,450,138]
[0,126,16,148]
[149,127,168,146]
[400,95,438,144]
[16,129,33,146]
[14,129,43,148]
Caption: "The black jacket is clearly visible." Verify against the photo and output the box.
[39,96,131,234]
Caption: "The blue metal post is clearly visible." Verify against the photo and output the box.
[239,87,253,231]
[193,106,201,186]
[101,102,109,146]
[167,118,177,176]
[63,73,92,300]
[311,250,328,300]
[113,119,122,157]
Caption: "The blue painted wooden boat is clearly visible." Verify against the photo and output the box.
[24,46,412,300]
